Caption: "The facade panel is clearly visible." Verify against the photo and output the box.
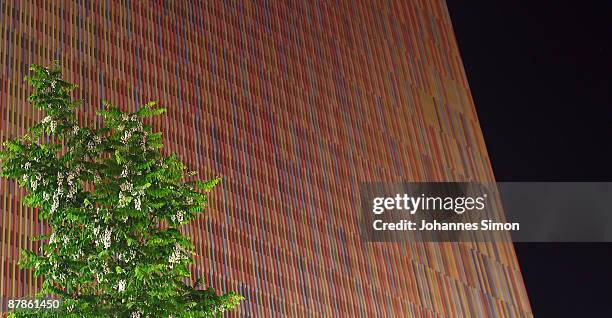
[0,1,532,316]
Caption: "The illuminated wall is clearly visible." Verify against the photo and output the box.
[0,0,532,316]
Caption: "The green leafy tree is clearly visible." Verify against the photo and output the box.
[0,64,242,317]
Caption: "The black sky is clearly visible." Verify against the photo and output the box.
[446,1,612,317]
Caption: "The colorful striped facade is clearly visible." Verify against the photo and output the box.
[0,0,532,316]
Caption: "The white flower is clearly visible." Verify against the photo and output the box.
[131,311,141,318]
[176,211,184,223]
[134,197,141,211]
[121,130,132,143]
[119,250,136,262]
[66,172,77,199]
[23,162,31,170]
[72,125,79,135]
[117,279,126,293]
[55,173,64,206]
[120,182,133,192]
[168,244,184,268]
[30,172,42,191]
[99,228,112,249]
[118,192,126,208]
[121,167,129,178]
[51,192,60,214]
[49,120,57,132]
[41,116,52,124]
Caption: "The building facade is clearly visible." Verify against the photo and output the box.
[0,0,532,316]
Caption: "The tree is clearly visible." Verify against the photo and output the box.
[0,64,243,317]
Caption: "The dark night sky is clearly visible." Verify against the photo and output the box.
[446,1,612,317]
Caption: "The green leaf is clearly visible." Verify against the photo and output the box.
[115,150,124,164]
[23,194,42,207]
[199,177,221,191]
[135,101,166,118]
[31,233,51,241]
[0,64,243,316]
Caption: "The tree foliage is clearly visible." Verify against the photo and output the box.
[0,64,243,317]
